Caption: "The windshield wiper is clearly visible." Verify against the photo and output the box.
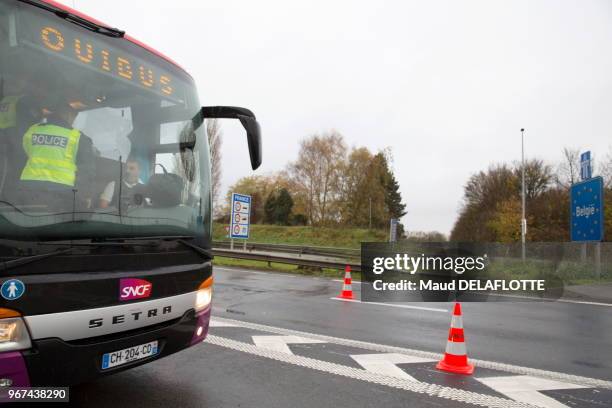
[177,239,213,260]
[54,9,125,38]
[0,236,211,273]
[1,247,74,273]
[1,240,157,273]
[104,236,196,242]
[18,0,125,38]
[38,241,158,248]
[39,236,212,259]
[104,235,213,259]
[96,236,213,259]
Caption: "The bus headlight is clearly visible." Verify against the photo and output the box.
[0,311,32,352]
[195,277,213,312]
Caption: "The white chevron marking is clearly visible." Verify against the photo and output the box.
[350,353,436,382]
[476,375,588,408]
[252,335,326,354]
[209,318,241,328]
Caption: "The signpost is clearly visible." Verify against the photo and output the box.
[230,193,251,249]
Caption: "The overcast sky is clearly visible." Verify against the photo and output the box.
[69,0,611,235]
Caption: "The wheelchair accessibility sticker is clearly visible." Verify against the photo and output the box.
[1,279,25,300]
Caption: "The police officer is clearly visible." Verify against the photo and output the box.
[0,78,40,198]
[19,100,95,211]
[0,95,24,131]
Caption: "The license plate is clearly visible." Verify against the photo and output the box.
[101,340,158,370]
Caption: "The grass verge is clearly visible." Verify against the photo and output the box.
[213,223,386,248]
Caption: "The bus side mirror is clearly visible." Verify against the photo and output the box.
[200,106,262,170]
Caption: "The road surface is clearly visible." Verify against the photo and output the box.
[63,266,612,408]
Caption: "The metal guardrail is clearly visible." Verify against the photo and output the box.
[212,248,361,272]
[213,240,360,259]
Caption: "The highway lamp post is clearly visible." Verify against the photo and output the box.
[521,128,526,263]
[369,197,372,230]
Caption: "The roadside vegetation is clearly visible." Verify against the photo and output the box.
[485,258,612,285]
[215,131,408,233]
[213,224,387,248]
[451,147,612,242]
[209,134,611,283]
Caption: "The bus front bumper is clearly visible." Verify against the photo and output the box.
[0,307,210,388]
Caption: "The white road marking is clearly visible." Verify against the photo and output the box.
[208,320,594,407]
[330,296,448,313]
[475,376,588,408]
[350,353,436,382]
[530,298,612,307]
[470,291,612,308]
[210,316,612,390]
[252,335,326,354]
[209,320,241,328]
[331,281,612,308]
[206,335,537,408]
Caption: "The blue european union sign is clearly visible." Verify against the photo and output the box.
[570,176,604,242]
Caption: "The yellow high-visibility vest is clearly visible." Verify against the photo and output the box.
[0,95,22,130]
[20,123,81,187]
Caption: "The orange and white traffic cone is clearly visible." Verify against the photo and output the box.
[337,265,355,299]
[436,302,474,375]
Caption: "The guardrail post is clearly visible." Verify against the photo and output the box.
[595,242,601,279]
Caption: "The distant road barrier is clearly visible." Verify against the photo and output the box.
[211,247,361,272]
[213,241,360,258]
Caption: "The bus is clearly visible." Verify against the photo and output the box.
[0,0,261,387]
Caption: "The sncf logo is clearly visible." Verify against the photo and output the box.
[119,278,152,301]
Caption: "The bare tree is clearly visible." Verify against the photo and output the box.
[207,119,223,214]
[405,231,448,242]
[338,147,373,226]
[514,159,553,200]
[288,130,347,225]
[598,146,612,189]
[555,147,580,189]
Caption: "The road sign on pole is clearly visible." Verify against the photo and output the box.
[570,176,604,242]
[389,219,399,242]
[230,193,251,239]
[580,151,592,181]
